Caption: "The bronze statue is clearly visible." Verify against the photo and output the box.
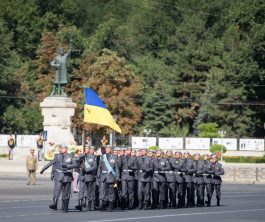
[50,38,72,96]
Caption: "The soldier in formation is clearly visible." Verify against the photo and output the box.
[40,146,224,212]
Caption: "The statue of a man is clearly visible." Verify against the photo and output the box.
[50,39,72,96]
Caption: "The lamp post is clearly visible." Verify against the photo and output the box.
[218,130,226,161]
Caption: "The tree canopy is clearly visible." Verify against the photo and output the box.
[0,0,265,138]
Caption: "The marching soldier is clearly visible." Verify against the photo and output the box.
[137,149,153,210]
[75,146,89,211]
[97,146,120,211]
[211,154,225,206]
[76,146,98,211]
[132,149,139,209]
[174,151,185,208]
[203,153,214,207]
[165,150,176,208]
[182,152,196,207]
[193,153,205,207]
[40,144,78,213]
[120,148,137,209]
[152,150,171,209]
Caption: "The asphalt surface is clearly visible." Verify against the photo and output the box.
[0,176,265,222]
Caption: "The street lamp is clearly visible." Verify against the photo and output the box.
[218,130,226,162]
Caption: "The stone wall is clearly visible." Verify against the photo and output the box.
[223,163,265,184]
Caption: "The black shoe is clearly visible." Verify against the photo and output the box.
[99,200,105,210]
[217,198,220,206]
[87,200,92,211]
[159,201,164,209]
[49,199,58,210]
[143,201,148,210]
[108,202,113,212]
[138,202,143,210]
[128,199,133,210]
[75,199,83,211]
[206,195,211,207]
[62,200,69,213]
[91,200,95,211]
[83,198,87,207]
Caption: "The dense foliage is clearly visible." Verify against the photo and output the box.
[1,0,265,137]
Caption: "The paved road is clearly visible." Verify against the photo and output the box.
[0,177,265,222]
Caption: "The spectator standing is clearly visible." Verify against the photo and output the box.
[37,134,44,161]
[7,134,15,160]
[26,149,38,185]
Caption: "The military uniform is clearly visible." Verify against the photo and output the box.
[137,156,153,210]
[152,157,171,208]
[193,159,205,207]
[120,154,137,209]
[212,161,224,206]
[41,152,78,212]
[203,159,214,206]
[182,157,196,207]
[166,157,177,208]
[80,153,98,210]
[97,153,120,211]
[26,151,38,185]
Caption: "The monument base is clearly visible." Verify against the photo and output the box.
[40,96,77,146]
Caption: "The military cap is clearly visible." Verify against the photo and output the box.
[211,154,217,158]
[59,143,68,148]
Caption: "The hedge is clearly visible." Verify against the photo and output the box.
[223,156,265,163]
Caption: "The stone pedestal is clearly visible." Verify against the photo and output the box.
[40,96,77,145]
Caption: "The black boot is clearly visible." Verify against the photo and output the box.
[121,198,126,210]
[49,199,58,210]
[108,201,113,212]
[87,200,92,211]
[83,197,87,207]
[159,201,164,209]
[128,199,133,210]
[75,199,83,211]
[143,201,148,210]
[63,200,69,213]
[99,200,105,210]
[138,201,143,210]
[206,195,211,207]
[217,197,220,206]
[91,200,95,211]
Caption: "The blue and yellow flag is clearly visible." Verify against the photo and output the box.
[84,88,121,133]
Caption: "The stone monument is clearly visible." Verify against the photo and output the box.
[40,38,76,145]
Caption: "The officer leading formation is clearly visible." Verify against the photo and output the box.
[40,144,224,213]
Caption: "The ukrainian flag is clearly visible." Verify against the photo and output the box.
[84,88,121,133]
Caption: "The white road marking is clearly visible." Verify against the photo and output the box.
[2,212,55,218]
[0,205,45,210]
[85,208,265,222]
[223,194,265,198]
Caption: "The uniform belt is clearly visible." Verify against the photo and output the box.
[123,169,133,172]
[56,169,71,173]
[154,171,165,173]
[165,171,174,174]
[102,171,110,173]
[175,172,182,175]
